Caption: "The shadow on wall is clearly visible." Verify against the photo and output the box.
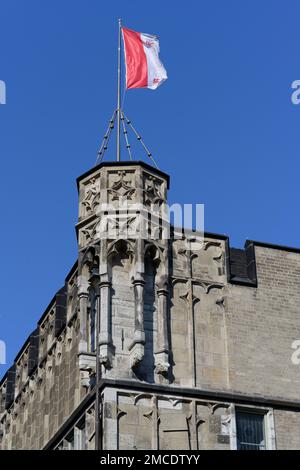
[135,253,156,383]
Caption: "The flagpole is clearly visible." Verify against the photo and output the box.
[117,18,122,162]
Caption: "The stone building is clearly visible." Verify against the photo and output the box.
[0,160,300,450]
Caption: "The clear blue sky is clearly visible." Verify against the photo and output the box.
[1,0,300,375]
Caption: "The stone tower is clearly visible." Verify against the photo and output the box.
[76,161,171,387]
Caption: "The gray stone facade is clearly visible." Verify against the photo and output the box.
[0,161,300,450]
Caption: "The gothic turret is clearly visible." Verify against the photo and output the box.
[76,161,171,385]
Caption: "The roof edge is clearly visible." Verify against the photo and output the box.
[76,161,170,190]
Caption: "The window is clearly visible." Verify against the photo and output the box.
[236,411,265,450]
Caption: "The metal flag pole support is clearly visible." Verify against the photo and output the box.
[97,110,116,162]
[96,109,158,168]
[121,111,158,168]
[117,18,122,162]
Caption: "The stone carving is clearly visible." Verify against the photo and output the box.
[80,246,98,274]
[79,354,95,388]
[194,282,226,314]
[66,325,73,349]
[207,402,229,415]
[81,218,101,244]
[178,247,198,263]
[53,337,62,366]
[171,277,188,288]
[116,407,127,420]
[68,280,78,318]
[203,241,222,251]
[143,409,154,421]
[179,290,200,306]
[107,216,137,238]
[82,178,100,215]
[108,171,135,201]
[177,239,225,280]
[221,415,231,435]
[133,393,153,406]
[194,281,223,294]
[129,342,145,369]
[145,240,165,265]
[155,359,169,375]
[144,175,164,206]
[107,239,135,261]
[215,296,225,312]
[203,241,224,274]
[99,352,112,367]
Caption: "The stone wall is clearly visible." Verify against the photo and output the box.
[273,410,300,449]
[103,387,231,450]
[227,246,300,400]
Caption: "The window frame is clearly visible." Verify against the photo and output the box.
[235,409,266,450]
[229,404,276,450]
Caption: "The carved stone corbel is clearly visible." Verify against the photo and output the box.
[80,369,91,388]
[129,340,145,369]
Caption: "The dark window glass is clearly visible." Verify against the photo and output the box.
[236,411,265,450]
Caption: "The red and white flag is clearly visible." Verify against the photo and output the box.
[122,27,167,90]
